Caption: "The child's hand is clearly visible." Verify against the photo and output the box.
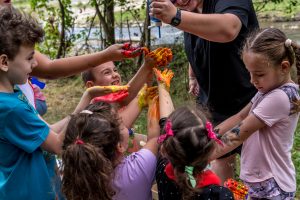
[92,90,129,104]
[105,44,127,61]
[86,85,129,98]
[143,47,173,67]
[153,68,174,90]
[121,43,143,58]
[137,84,158,110]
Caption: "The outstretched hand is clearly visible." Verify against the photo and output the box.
[153,68,174,90]
[137,84,158,110]
[92,90,129,104]
[143,47,173,68]
[86,85,129,99]
[121,42,144,58]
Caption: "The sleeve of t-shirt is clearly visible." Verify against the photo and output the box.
[4,104,50,153]
[252,89,290,127]
[126,148,157,184]
[215,0,251,28]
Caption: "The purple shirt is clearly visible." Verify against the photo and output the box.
[113,149,157,200]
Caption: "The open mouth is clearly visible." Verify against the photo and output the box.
[111,80,120,85]
[4,0,11,4]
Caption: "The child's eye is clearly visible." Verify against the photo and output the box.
[257,74,264,77]
[28,57,33,60]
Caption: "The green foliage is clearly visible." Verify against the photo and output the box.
[254,0,300,16]
[30,0,77,58]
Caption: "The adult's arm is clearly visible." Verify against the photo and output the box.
[150,0,242,42]
[31,44,126,79]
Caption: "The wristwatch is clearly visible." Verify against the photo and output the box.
[170,8,181,27]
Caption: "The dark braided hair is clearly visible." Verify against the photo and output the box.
[161,106,215,199]
[62,102,121,200]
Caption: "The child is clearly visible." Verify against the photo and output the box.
[61,102,159,200]
[0,7,117,199]
[211,28,300,199]
[61,67,175,200]
[150,68,232,199]
[155,105,233,199]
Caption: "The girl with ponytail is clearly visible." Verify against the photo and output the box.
[210,28,300,199]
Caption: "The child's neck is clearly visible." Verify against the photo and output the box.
[0,76,14,93]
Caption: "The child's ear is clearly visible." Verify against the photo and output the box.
[0,54,9,72]
[117,142,126,153]
[85,81,95,88]
[281,60,291,74]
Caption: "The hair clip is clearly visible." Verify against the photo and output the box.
[285,39,292,48]
[75,138,84,145]
[157,119,174,144]
[80,110,93,115]
[185,166,196,188]
[206,121,223,146]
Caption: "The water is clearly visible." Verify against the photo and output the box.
[260,21,300,43]
[74,21,300,46]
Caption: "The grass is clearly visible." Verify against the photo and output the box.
[42,68,300,197]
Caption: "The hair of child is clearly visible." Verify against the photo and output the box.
[61,102,121,200]
[0,7,44,60]
[243,28,300,83]
[81,70,94,84]
[161,105,215,199]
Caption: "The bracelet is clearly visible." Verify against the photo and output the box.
[189,77,196,80]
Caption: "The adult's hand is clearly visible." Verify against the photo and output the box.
[189,77,199,96]
[150,0,177,24]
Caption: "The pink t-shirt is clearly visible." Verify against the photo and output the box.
[240,83,299,192]
[112,148,157,200]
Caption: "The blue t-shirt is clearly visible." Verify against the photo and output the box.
[0,88,54,200]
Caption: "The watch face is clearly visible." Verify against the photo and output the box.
[173,18,180,24]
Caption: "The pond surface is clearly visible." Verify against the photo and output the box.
[74,21,300,46]
[116,20,300,45]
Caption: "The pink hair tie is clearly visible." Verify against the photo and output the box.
[158,119,174,144]
[205,121,223,146]
[75,138,84,145]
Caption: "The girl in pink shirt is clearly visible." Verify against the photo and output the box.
[210,28,300,199]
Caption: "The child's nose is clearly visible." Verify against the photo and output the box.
[31,59,38,69]
[250,75,256,85]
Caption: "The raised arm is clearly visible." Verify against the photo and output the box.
[31,44,127,79]
[150,0,242,42]
[41,86,117,155]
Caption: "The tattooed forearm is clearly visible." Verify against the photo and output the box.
[231,123,242,136]
[221,123,242,146]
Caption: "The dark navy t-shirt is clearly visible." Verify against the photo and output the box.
[184,0,258,122]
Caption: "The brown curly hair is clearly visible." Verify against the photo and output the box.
[62,102,121,200]
[161,105,215,199]
[0,7,44,60]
